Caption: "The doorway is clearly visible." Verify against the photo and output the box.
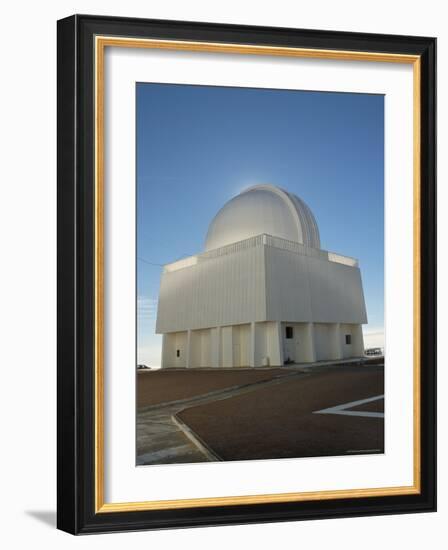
[284,325,295,363]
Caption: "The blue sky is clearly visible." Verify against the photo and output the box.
[137,83,384,366]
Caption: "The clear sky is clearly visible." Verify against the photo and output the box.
[136,83,384,366]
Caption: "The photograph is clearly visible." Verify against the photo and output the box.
[55,13,436,534]
[136,82,385,466]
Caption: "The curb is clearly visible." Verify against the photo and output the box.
[171,413,222,462]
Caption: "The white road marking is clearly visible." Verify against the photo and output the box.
[314,394,384,418]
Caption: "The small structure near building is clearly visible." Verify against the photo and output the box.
[156,185,367,368]
[365,348,383,356]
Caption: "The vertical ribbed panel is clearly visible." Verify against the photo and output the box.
[264,246,367,324]
[157,234,366,334]
[156,243,267,333]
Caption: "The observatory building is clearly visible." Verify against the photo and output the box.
[156,185,367,368]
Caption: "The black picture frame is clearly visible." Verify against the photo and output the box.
[57,14,436,534]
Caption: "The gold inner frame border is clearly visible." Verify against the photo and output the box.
[94,36,421,513]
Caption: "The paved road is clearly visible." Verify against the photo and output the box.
[137,371,304,465]
[137,362,384,466]
[137,368,291,408]
[178,364,384,461]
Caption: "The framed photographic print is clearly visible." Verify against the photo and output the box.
[57,14,436,534]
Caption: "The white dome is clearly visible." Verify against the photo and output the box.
[205,184,320,251]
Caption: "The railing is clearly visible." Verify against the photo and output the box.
[264,234,328,261]
[164,233,358,272]
[201,234,266,260]
[327,252,358,267]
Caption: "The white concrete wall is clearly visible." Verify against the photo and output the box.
[231,324,251,367]
[221,326,233,368]
[314,323,333,361]
[329,323,343,360]
[266,322,284,366]
[282,322,315,363]
[340,323,365,358]
[160,321,364,368]
[189,329,211,367]
[161,322,282,368]
[352,324,365,357]
[251,321,284,367]
[253,322,266,366]
[210,327,221,367]
[313,322,364,363]
[161,332,188,368]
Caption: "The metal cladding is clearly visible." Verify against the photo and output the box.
[205,185,320,252]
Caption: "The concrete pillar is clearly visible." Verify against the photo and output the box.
[211,326,221,367]
[268,322,284,366]
[253,323,266,367]
[330,323,343,360]
[249,322,256,367]
[186,330,192,368]
[200,330,211,367]
[221,326,233,368]
[352,324,365,357]
[161,333,169,368]
[305,323,316,363]
[161,333,176,368]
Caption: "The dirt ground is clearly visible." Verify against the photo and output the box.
[137,368,290,408]
[176,364,384,461]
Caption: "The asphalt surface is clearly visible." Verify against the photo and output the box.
[355,398,384,413]
[136,372,301,465]
[137,368,290,408]
[176,364,384,461]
